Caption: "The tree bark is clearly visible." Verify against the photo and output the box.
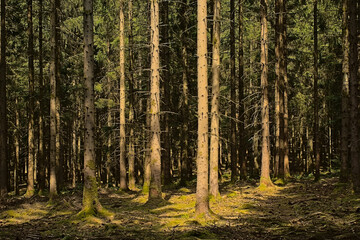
[0,0,7,197]
[259,0,273,188]
[25,0,35,198]
[119,0,128,191]
[230,0,237,182]
[210,0,220,198]
[313,0,321,182]
[148,0,162,200]
[348,0,360,192]
[196,0,209,215]
[81,0,103,214]
[238,0,246,181]
[49,0,59,199]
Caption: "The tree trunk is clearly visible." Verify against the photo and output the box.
[49,0,59,199]
[259,0,273,188]
[81,0,103,214]
[238,0,246,181]
[148,0,162,200]
[340,0,350,183]
[128,0,136,190]
[0,0,7,197]
[348,0,360,192]
[313,0,321,181]
[25,0,35,198]
[38,0,45,194]
[230,0,237,182]
[210,0,220,198]
[160,0,171,186]
[118,0,127,191]
[179,0,190,185]
[195,0,209,215]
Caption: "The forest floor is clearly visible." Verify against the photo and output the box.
[0,175,360,240]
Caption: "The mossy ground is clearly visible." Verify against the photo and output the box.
[0,176,359,239]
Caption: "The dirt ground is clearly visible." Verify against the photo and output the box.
[0,176,359,239]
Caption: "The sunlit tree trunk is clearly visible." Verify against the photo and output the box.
[0,0,7,197]
[25,0,35,198]
[128,0,136,190]
[196,0,209,215]
[210,0,220,198]
[119,0,128,191]
[81,0,103,214]
[348,0,360,192]
[259,0,273,188]
[148,0,162,200]
[14,98,20,195]
[230,0,237,182]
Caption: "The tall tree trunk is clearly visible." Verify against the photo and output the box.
[282,0,290,178]
[49,0,59,199]
[348,0,360,192]
[259,0,273,188]
[148,0,162,200]
[161,0,171,186]
[81,0,103,214]
[340,0,350,183]
[196,0,209,215]
[119,0,128,191]
[210,0,220,198]
[128,0,136,190]
[230,0,237,182]
[179,0,190,185]
[313,0,321,181]
[0,0,7,197]
[38,0,45,195]
[238,0,246,181]
[25,0,35,198]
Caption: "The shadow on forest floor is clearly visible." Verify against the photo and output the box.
[0,176,360,239]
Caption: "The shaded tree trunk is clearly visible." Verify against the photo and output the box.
[209,0,220,198]
[313,0,321,181]
[348,0,360,192]
[230,0,237,182]
[0,0,7,197]
[195,0,209,215]
[81,0,103,214]
[340,0,350,183]
[25,0,35,198]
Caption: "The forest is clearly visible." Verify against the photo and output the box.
[0,0,360,239]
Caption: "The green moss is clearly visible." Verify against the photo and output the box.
[274,178,286,185]
[179,187,191,193]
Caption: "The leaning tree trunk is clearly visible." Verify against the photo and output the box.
[0,0,7,197]
[348,0,360,192]
[119,0,128,191]
[195,0,209,215]
[209,0,220,198]
[148,0,162,200]
[25,0,35,198]
[81,0,103,215]
[259,0,273,188]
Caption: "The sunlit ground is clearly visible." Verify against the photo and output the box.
[0,175,359,239]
